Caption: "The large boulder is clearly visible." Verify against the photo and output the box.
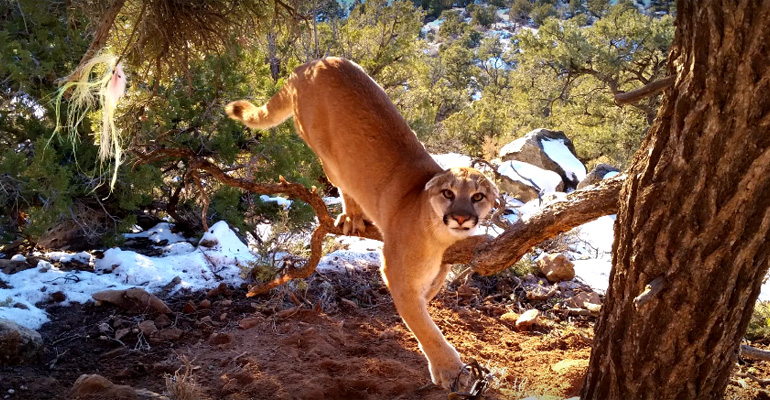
[497,160,565,202]
[500,129,586,190]
[0,318,44,365]
[537,253,576,283]
[577,163,621,189]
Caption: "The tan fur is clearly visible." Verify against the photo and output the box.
[226,57,499,389]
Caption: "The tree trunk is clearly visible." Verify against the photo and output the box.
[581,2,770,399]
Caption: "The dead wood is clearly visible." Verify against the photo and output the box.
[741,344,770,361]
[614,75,675,105]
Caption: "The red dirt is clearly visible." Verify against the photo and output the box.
[0,267,767,399]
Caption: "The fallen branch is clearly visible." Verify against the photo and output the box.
[614,75,675,105]
[741,344,770,361]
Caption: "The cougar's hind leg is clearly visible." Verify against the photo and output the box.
[426,263,452,302]
[335,191,370,235]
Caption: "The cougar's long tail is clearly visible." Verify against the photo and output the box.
[225,84,293,130]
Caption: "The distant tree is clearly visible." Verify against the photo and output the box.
[586,0,611,17]
[438,10,466,40]
[530,3,558,26]
[467,4,498,28]
[582,1,770,398]
[509,0,533,24]
[567,0,585,17]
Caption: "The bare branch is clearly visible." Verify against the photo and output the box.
[614,75,675,105]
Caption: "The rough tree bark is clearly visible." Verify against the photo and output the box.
[581,2,770,399]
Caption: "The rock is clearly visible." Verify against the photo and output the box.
[208,332,232,345]
[577,163,621,189]
[183,301,197,314]
[206,282,230,298]
[500,312,520,326]
[515,309,540,331]
[537,253,575,283]
[500,128,585,190]
[198,238,218,248]
[92,288,171,314]
[115,328,131,341]
[199,299,211,309]
[153,328,183,342]
[69,374,139,400]
[238,316,262,330]
[0,259,33,275]
[138,320,158,336]
[50,291,66,302]
[154,314,172,328]
[568,291,602,309]
[526,284,557,301]
[0,318,44,365]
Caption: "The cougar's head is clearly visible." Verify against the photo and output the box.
[425,167,499,238]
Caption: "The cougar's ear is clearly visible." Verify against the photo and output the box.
[424,170,450,193]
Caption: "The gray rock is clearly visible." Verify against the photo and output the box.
[0,318,44,365]
[500,128,584,190]
[577,163,621,189]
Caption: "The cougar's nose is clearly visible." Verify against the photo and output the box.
[452,215,471,225]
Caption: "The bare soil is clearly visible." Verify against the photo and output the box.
[1,265,768,400]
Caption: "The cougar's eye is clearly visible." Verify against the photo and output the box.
[441,189,454,200]
[471,193,485,202]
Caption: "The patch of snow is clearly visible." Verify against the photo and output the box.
[498,160,563,193]
[540,138,587,183]
[499,137,527,158]
[10,254,26,262]
[317,237,382,273]
[432,153,473,169]
[324,197,343,206]
[124,222,188,244]
[1,221,251,330]
[603,170,620,179]
[260,195,292,209]
[421,18,445,35]
[44,251,92,264]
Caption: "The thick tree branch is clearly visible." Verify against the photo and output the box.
[443,175,624,274]
[69,0,127,82]
[137,148,622,293]
[614,75,675,105]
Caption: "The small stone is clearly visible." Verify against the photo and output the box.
[138,320,158,336]
[92,288,171,314]
[0,318,44,365]
[515,309,540,331]
[198,238,218,248]
[98,322,111,333]
[206,282,229,298]
[568,291,602,309]
[199,299,211,309]
[208,332,232,345]
[500,312,520,325]
[238,316,262,330]
[154,328,183,342]
[219,313,228,321]
[537,253,575,283]
[183,301,197,314]
[50,291,66,302]
[115,328,131,341]
[154,314,172,328]
[219,299,232,307]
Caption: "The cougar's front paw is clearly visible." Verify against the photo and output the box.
[428,351,465,390]
[335,213,367,235]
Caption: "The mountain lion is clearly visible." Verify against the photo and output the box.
[225,57,498,389]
